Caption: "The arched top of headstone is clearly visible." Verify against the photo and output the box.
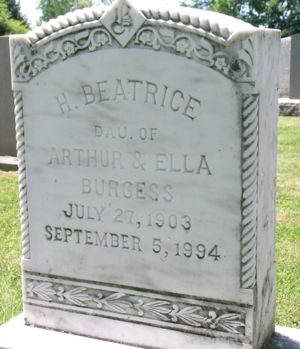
[26,0,255,45]
[11,0,257,83]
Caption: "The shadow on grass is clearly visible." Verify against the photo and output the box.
[266,332,300,349]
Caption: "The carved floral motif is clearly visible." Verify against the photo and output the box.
[26,277,246,336]
[135,26,253,81]
[13,28,112,81]
[12,24,253,83]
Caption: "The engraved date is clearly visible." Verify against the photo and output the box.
[147,213,191,231]
[175,242,221,260]
[152,238,221,261]
[112,207,192,231]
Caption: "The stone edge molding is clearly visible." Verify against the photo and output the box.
[24,271,250,341]
[240,95,259,289]
[24,2,255,45]
[14,91,30,259]
[10,0,259,290]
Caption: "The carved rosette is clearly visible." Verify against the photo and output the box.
[25,272,247,337]
[241,95,259,289]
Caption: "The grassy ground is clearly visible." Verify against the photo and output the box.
[0,116,299,327]
[276,117,300,328]
[0,172,22,324]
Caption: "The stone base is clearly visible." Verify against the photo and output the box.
[0,156,17,171]
[0,314,135,349]
[0,314,299,349]
[279,98,300,116]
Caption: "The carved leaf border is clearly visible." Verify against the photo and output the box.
[25,276,246,337]
[12,24,253,83]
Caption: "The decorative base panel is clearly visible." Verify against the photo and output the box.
[24,271,251,341]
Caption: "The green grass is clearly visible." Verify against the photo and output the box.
[276,117,300,328]
[0,172,22,324]
[0,117,299,327]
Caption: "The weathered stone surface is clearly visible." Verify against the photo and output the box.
[9,1,280,348]
[290,33,300,99]
[279,34,300,99]
[0,315,299,349]
[278,37,291,98]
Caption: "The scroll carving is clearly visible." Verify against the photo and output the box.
[12,24,253,83]
[12,28,112,81]
[135,27,253,81]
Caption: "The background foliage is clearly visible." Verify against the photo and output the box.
[38,0,93,22]
[38,0,114,22]
[0,0,113,33]
[0,0,28,35]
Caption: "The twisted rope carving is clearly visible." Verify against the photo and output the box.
[140,7,253,42]
[25,4,253,45]
[14,91,30,259]
[241,95,259,289]
[26,7,105,44]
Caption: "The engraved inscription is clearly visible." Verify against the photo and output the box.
[48,148,212,176]
[43,78,220,270]
[62,203,192,231]
[48,149,125,169]
[56,78,202,120]
[62,203,105,221]
[94,125,158,141]
[44,224,221,262]
[81,178,174,202]
[16,26,247,302]
[45,225,143,252]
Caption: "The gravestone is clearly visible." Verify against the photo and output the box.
[10,1,280,348]
[0,36,16,156]
[279,33,300,100]
[290,33,300,99]
[278,36,291,98]
[278,35,300,115]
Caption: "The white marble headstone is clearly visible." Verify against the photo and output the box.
[10,1,280,348]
